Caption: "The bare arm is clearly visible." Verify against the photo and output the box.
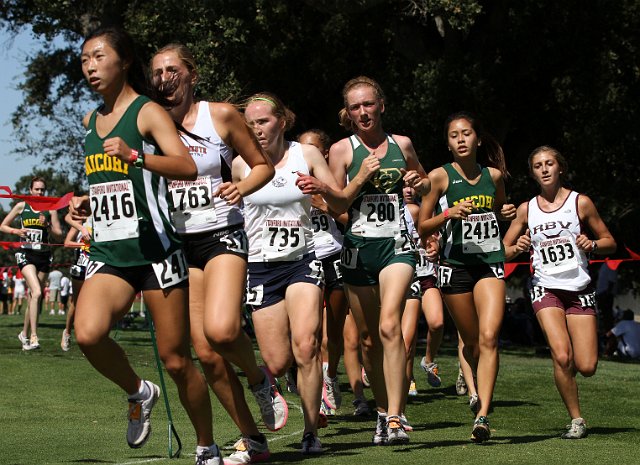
[64,212,90,242]
[48,210,63,241]
[101,101,197,181]
[0,202,26,238]
[502,202,531,261]
[211,102,274,204]
[395,134,430,196]
[577,194,616,255]
[325,138,381,213]
[297,145,351,213]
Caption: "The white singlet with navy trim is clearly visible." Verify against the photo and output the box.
[244,141,314,262]
[528,190,590,291]
[311,206,343,260]
[170,101,243,234]
[405,207,435,278]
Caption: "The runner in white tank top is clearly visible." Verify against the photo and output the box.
[169,100,243,234]
[527,190,590,290]
[152,44,278,461]
[243,141,315,262]
[238,93,353,454]
[504,145,616,440]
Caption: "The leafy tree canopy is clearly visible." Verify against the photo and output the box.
[2,0,639,276]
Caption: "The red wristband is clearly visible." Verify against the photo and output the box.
[443,209,450,220]
[129,149,139,165]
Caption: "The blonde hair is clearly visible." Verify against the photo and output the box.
[338,76,386,132]
[242,92,296,131]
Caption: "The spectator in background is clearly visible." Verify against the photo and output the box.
[606,309,640,359]
[47,268,63,315]
[1,270,9,314]
[60,274,71,315]
[596,263,618,335]
[11,272,26,315]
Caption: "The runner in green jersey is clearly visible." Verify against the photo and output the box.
[1,176,62,350]
[329,76,428,445]
[418,111,516,443]
[70,26,220,463]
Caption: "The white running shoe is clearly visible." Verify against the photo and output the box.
[18,331,30,350]
[469,394,479,414]
[28,335,40,350]
[195,444,221,465]
[322,373,342,410]
[561,418,587,439]
[251,367,288,431]
[456,364,468,396]
[471,416,491,443]
[127,380,160,448]
[372,412,388,445]
[386,415,410,444]
[320,398,334,417]
[223,436,270,464]
[49,310,55,315]
[301,432,322,454]
[61,329,71,352]
[420,357,441,387]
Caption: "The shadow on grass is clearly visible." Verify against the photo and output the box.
[492,399,540,408]
[588,426,639,435]
[72,455,163,463]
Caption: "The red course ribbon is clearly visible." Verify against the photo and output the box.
[0,186,74,211]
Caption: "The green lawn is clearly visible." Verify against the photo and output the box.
[1,311,639,465]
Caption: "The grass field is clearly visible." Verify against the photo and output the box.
[1,310,639,465]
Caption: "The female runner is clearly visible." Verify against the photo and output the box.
[328,76,428,444]
[239,93,354,454]
[71,26,220,464]
[418,111,515,442]
[503,145,615,439]
[151,43,278,464]
[0,176,62,350]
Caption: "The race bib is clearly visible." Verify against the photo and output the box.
[530,285,546,303]
[416,248,435,277]
[332,259,343,280]
[85,260,106,280]
[395,231,417,255]
[151,249,189,289]
[90,180,139,242]
[22,228,43,250]
[261,219,306,261]
[311,209,334,246]
[578,291,596,308]
[15,252,27,266]
[462,212,500,253]
[351,194,401,238]
[340,247,359,270]
[222,229,249,255]
[169,176,216,229]
[77,252,90,268]
[246,284,264,306]
[437,265,453,288]
[307,260,325,283]
[538,236,578,275]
